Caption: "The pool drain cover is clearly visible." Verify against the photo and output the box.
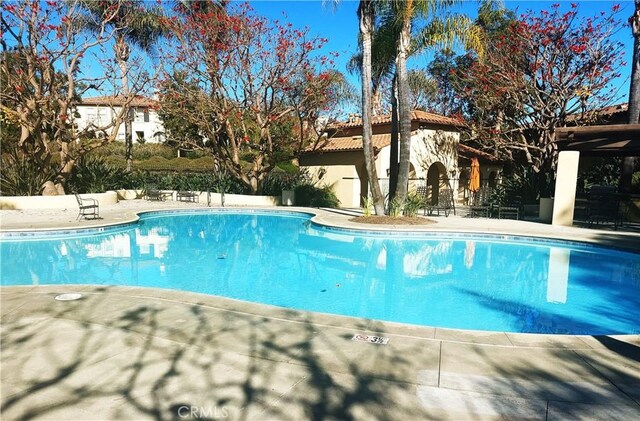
[54,293,83,301]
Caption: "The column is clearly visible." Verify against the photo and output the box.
[552,151,580,226]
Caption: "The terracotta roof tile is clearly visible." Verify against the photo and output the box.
[79,95,156,107]
[305,133,392,153]
[565,103,628,123]
[330,110,463,129]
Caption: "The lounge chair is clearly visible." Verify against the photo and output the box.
[469,186,492,217]
[74,193,99,220]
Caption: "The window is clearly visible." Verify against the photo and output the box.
[143,109,150,122]
[96,109,106,124]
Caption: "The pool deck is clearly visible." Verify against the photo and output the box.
[1,201,639,420]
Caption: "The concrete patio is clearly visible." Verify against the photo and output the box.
[1,200,639,419]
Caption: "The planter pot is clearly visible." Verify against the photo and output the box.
[539,197,554,223]
[282,190,295,206]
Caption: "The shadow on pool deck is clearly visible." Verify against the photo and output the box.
[1,286,639,420]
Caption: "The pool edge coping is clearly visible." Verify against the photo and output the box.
[3,284,637,350]
[1,207,639,344]
[2,206,640,253]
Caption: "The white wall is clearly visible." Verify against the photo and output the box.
[75,104,165,144]
[0,191,119,210]
[376,129,460,192]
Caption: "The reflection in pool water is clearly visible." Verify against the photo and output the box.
[1,211,639,334]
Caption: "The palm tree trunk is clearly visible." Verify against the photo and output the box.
[395,9,412,203]
[622,0,640,191]
[629,0,640,124]
[389,74,399,204]
[359,0,385,215]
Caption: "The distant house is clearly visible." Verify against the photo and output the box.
[74,95,165,144]
[300,110,501,207]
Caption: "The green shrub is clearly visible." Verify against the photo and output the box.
[362,196,373,217]
[133,143,177,160]
[89,142,177,161]
[0,151,56,196]
[275,161,299,174]
[294,184,340,208]
[578,157,621,193]
[403,193,424,217]
[491,166,543,206]
[388,197,403,217]
[124,170,249,194]
[67,156,126,193]
[103,155,127,169]
[260,168,309,195]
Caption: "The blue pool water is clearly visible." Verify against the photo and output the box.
[1,210,639,335]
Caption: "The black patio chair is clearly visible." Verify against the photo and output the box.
[420,186,455,217]
[586,186,623,229]
[469,186,492,217]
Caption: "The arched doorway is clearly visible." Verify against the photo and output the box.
[426,162,448,205]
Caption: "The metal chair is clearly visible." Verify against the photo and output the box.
[74,193,99,220]
[586,186,623,229]
[420,186,455,217]
[177,191,199,202]
[469,186,492,217]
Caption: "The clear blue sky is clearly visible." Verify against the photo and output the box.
[246,0,636,103]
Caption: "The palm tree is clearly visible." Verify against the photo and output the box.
[390,0,484,203]
[79,1,167,172]
[622,0,639,191]
[358,0,385,215]
[629,0,639,124]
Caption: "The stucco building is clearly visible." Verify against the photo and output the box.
[300,110,502,208]
[74,96,165,144]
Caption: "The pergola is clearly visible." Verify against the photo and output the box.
[551,124,640,226]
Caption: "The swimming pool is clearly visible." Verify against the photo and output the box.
[1,210,638,335]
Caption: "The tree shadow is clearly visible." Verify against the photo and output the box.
[1,286,436,420]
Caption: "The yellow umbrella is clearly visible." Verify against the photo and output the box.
[468,157,480,193]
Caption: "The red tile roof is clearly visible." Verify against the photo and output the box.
[565,103,628,123]
[79,95,156,107]
[305,135,500,163]
[305,133,392,153]
[330,110,464,129]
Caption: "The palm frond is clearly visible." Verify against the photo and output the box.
[412,15,485,58]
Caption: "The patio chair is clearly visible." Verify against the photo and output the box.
[586,186,623,229]
[145,187,165,201]
[469,186,492,218]
[177,190,199,203]
[74,193,100,220]
[497,196,522,220]
[422,187,455,217]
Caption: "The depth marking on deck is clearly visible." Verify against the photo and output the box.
[351,334,390,345]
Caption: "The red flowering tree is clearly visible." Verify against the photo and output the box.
[158,3,346,193]
[457,3,625,176]
[1,0,152,192]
